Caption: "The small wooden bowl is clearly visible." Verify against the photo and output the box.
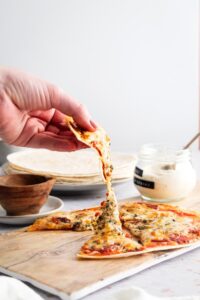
[0,174,56,216]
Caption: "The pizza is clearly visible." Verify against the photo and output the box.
[66,116,137,256]
[28,201,200,258]
[28,207,100,232]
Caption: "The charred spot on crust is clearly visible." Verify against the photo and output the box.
[72,222,82,230]
[52,217,71,224]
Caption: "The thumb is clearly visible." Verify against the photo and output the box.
[50,87,98,131]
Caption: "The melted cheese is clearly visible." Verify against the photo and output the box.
[80,231,141,255]
[67,116,139,254]
[67,116,122,233]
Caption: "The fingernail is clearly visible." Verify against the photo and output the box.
[90,120,98,129]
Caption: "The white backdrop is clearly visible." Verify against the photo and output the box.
[0,0,198,152]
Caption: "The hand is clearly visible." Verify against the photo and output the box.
[0,68,97,151]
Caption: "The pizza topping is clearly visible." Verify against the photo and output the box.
[124,209,198,247]
[80,231,141,256]
[189,228,200,235]
[52,217,71,224]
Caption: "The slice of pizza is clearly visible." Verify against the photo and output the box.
[78,196,142,258]
[66,116,139,258]
[27,207,101,232]
[121,202,200,249]
[77,230,141,258]
[66,116,113,182]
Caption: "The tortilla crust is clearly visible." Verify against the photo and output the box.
[77,241,200,259]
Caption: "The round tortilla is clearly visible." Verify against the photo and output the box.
[4,163,134,181]
[3,163,133,185]
[7,149,136,178]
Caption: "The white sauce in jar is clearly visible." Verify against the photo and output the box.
[134,144,196,202]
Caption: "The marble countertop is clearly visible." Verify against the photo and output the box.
[0,151,200,299]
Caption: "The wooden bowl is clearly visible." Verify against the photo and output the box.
[0,174,56,216]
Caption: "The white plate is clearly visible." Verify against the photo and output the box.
[0,196,64,225]
[53,178,131,192]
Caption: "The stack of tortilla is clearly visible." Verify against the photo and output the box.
[4,149,136,186]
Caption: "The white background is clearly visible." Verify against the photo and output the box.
[0,0,199,152]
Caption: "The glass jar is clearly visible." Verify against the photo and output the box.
[134,144,196,203]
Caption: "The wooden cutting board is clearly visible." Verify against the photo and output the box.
[0,184,200,300]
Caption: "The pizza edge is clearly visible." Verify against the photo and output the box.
[77,241,199,259]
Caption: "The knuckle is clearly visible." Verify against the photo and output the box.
[0,89,6,104]
[48,84,60,107]
[76,103,88,115]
